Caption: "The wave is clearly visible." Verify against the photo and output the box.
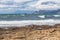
[53,15,60,17]
[0,19,60,28]
[38,15,45,18]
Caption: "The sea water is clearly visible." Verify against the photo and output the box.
[0,14,60,21]
[0,14,60,28]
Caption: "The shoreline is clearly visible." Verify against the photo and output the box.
[0,19,60,28]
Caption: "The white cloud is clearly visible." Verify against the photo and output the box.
[0,0,60,11]
[14,0,31,3]
[29,0,60,10]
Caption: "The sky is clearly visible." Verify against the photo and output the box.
[0,0,60,14]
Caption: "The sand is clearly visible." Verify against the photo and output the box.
[0,24,60,40]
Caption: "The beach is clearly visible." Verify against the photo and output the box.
[0,20,59,40]
[0,0,60,40]
[0,24,60,40]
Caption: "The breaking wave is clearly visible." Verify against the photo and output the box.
[0,19,60,28]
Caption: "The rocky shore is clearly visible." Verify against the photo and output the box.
[0,24,60,40]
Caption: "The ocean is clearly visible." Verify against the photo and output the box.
[0,14,60,21]
[0,14,60,28]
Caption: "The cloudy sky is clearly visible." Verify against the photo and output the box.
[0,0,60,14]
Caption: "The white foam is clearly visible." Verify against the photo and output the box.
[38,15,45,18]
[53,15,60,17]
[0,19,60,28]
[21,14,25,16]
